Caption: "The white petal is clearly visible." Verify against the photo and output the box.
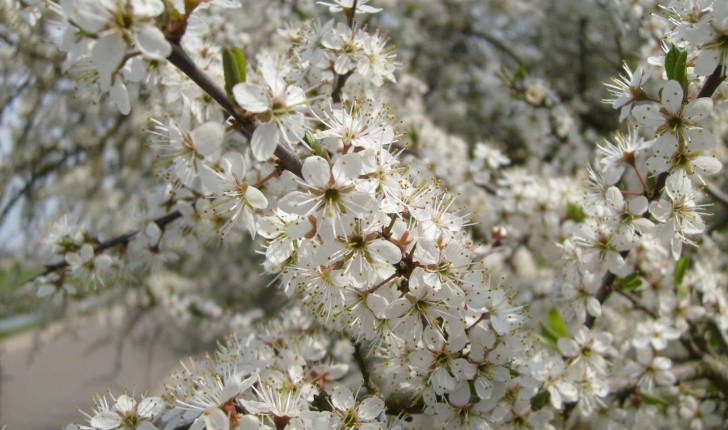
[110,79,131,115]
[332,386,355,411]
[266,239,293,263]
[302,156,332,189]
[224,152,247,180]
[286,217,313,239]
[250,122,279,161]
[95,254,112,270]
[558,338,579,357]
[695,49,721,76]
[684,128,716,151]
[284,85,307,107]
[671,237,683,260]
[80,243,94,260]
[356,397,385,421]
[114,395,136,413]
[332,153,362,183]
[409,349,434,371]
[449,382,471,408]
[131,0,165,17]
[649,200,671,222]
[683,97,713,123]
[233,83,270,113]
[628,196,648,215]
[368,239,402,265]
[278,191,318,215]
[632,104,666,127]
[37,285,55,297]
[191,122,225,156]
[122,57,146,82]
[692,156,722,175]
[138,397,165,418]
[199,164,222,194]
[92,33,127,78]
[185,15,210,36]
[606,251,631,276]
[245,186,268,209]
[90,411,122,429]
[662,80,683,114]
[423,325,445,351]
[135,24,172,59]
[203,407,230,430]
[334,55,355,74]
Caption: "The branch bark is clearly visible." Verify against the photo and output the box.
[166,43,303,178]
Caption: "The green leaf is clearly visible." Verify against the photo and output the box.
[619,272,643,291]
[305,132,329,159]
[222,47,247,98]
[548,307,569,339]
[515,65,528,81]
[539,322,560,345]
[566,202,587,223]
[222,48,238,98]
[675,49,689,91]
[530,390,551,410]
[665,44,689,92]
[674,257,689,286]
[231,47,247,84]
[665,44,680,82]
[641,392,669,406]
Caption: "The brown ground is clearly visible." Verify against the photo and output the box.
[0,316,185,429]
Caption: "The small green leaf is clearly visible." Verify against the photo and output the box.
[619,272,643,291]
[665,44,680,82]
[530,390,551,410]
[305,132,329,159]
[222,47,247,99]
[548,307,570,339]
[665,44,689,92]
[231,47,247,84]
[222,48,238,98]
[641,392,669,406]
[566,202,587,223]
[515,65,528,81]
[674,257,689,286]
[675,49,689,91]
[170,8,181,20]
[539,322,560,344]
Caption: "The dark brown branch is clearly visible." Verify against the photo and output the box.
[166,43,303,178]
[698,65,726,99]
[331,0,358,104]
[585,268,618,329]
[353,340,379,396]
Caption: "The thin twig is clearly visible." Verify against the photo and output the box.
[616,289,658,319]
[353,340,379,395]
[24,211,183,283]
[465,30,526,68]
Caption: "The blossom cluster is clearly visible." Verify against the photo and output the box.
[3,0,728,429]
